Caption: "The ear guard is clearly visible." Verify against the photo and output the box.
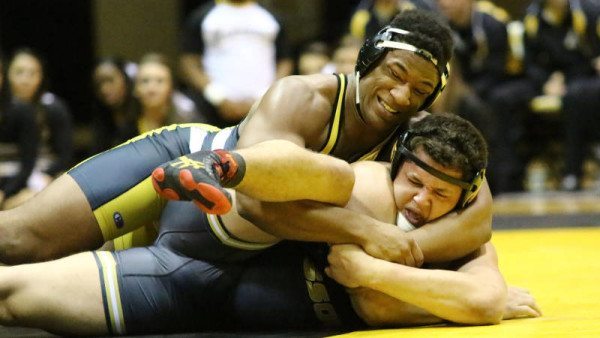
[355,26,449,111]
[390,132,486,209]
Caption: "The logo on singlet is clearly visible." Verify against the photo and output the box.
[169,156,206,170]
[303,257,341,327]
[113,212,124,228]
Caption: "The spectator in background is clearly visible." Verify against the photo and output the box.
[436,0,536,194]
[91,57,139,154]
[524,0,600,191]
[135,53,202,133]
[4,48,73,207]
[296,41,330,75]
[0,53,39,208]
[349,0,437,40]
[322,35,364,75]
[179,0,293,128]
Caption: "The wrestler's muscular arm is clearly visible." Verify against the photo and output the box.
[237,75,492,264]
[236,77,419,265]
[237,164,492,264]
[240,179,492,264]
[233,75,355,206]
[328,243,507,326]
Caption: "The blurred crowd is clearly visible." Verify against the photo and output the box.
[0,0,599,210]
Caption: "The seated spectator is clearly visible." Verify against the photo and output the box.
[0,54,39,208]
[3,48,73,207]
[179,0,293,127]
[524,0,600,191]
[134,53,202,133]
[349,0,437,40]
[322,35,363,75]
[296,41,330,75]
[437,0,537,194]
[90,57,139,154]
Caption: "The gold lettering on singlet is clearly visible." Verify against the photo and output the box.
[303,257,341,327]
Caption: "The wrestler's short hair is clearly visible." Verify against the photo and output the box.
[390,113,488,209]
[388,10,453,73]
[407,113,488,184]
[356,9,453,78]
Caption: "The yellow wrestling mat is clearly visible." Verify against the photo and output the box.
[333,227,600,337]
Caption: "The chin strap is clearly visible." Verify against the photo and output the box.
[354,71,366,123]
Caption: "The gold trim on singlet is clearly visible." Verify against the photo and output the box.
[355,140,387,162]
[95,251,126,335]
[319,74,346,155]
[317,74,395,162]
[205,214,275,250]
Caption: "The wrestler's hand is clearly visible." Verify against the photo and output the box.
[325,244,375,288]
[503,286,542,320]
[362,224,423,267]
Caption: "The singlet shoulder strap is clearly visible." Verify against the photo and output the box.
[352,125,401,162]
[319,73,347,155]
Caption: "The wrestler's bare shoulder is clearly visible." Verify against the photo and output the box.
[238,74,343,147]
[250,74,342,129]
[271,74,340,105]
[348,161,396,222]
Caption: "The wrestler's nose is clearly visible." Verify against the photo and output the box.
[390,83,411,108]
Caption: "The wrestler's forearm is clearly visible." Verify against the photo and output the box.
[233,140,354,206]
[349,288,445,327]
[411,180,493,262]
[236,197,374,245]
[358,257,505,325]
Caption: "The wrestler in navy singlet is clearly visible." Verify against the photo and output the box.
[95,243,364,334]
[227,243,366,331]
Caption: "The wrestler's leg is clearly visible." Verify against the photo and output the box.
[0,124,207,264]
[0,174,102,264]
[0,252,107,336]
[153,139,355,214]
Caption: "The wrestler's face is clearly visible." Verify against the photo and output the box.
[359,50,438,129]
[8,53,42,103]
[392,147,462,227]
[94,63,128,108]
[135,62,173,110]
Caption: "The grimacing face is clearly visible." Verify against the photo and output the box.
[94,63,128,108]
[359,50,439,129]
[8,53,43,102]
[392,147,463,227]
[134,62,173,110]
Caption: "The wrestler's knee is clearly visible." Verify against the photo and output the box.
[0,221,54,264]
[0,267,23,326]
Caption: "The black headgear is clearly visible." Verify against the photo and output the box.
[355,26,449,111]
[389,131,486,209]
